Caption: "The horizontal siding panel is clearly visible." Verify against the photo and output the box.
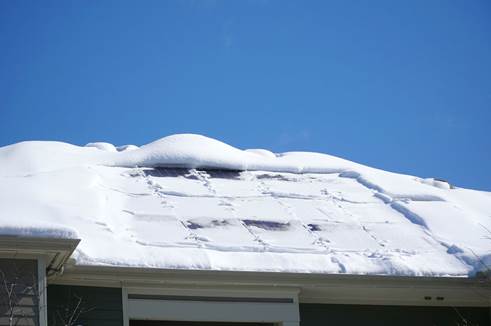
[0,316,37,326]
[0,307,37,317]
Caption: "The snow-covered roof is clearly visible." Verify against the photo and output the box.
[0,134,489,277]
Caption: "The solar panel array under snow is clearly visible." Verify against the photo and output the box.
[0,134,489,276]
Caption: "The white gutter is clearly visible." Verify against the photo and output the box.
[53,265,491,307]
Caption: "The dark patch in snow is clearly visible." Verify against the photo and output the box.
[206,170,242,179]
[243,219,290,231]
[307,223,322,231]
[143,168,243,180]
[186,219,230,229]
[143,168,191,178]
[255,174,297,181]
[446,245,464,254]
[208,219,229,227]
[331,257,347,273]
[186,221,203,229]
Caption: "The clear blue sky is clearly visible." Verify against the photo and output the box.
[1,1,490,191]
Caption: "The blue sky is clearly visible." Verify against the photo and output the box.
[1,1,490,191]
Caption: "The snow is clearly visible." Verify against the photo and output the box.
[0,134,490,277]
[85,142,118,152]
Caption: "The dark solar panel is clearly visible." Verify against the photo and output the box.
[242,220,290,231]
[143,168,243,180]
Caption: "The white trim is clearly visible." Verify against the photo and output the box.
[123,285,299,326]
[122,285,130,326]
[55,265,491,307]
[37,257,47,326]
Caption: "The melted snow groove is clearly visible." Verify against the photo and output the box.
[339,169,473,271]
[339,171,384,193]
[390,202,428,228]
[339,171,444,202]
[340,170,431,229]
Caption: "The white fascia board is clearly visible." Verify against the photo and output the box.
[53,265,491,307]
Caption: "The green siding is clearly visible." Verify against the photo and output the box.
[300,304,490,326]
[47,285,491,326]
[47,285,123,326]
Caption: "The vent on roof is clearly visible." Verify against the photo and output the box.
[420,177,453,189]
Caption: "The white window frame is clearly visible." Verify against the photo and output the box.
[123,285,300,326]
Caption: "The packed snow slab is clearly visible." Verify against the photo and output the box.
[0,134,490,277]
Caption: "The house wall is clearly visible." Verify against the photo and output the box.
[0,258,39,326]
[299,303,491,326]
[47,285,123,326]
[46,285,491,326]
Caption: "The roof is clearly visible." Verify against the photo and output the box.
[0,134,490,277]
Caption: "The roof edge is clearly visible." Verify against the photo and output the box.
[59,264,486,284]
[51,264,491,307]
[0,235,80,276]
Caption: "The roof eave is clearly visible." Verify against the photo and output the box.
[0,235,80,276]
[53,264,491,307]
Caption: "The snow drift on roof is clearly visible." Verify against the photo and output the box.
[0,134,490,277]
